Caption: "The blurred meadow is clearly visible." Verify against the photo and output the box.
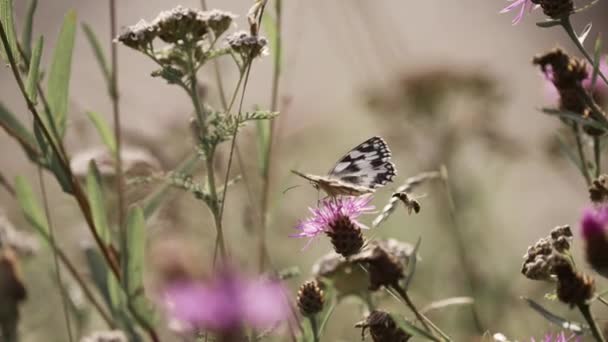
[2,0,608,341]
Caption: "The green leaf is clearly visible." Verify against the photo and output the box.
[256,119,270,176]
[83,247,112,309]
[14,175,49,239]
[541,107,607,131]
[21,0,37,59]
[591,34,603,88]
[25,36,43,104]
[523,297,585,335]
[124,207,145,296]
[403,237,421,291]
[82,23,112,92]
[86,111,116,154]
[46,10,77,137]
[421,296,474,314]
[86,161,112,245]
[261,12,280,67]
[0,102,39,160]
[0,0,20,65]
[241,110,279,122]
[577,22,592,45]
[536,19,562,28]
[390,313,441,341]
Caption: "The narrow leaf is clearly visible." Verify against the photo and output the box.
[83,247,112,309]
[0,0,20,65]
[0,102,39,160]
[261,13,280,66]
[125,207,145,296]
[421,296,474,314]
[25,36,43,104]
[536,19,562,28]
[21,0,37,59]
[86,111,116,154]
[256,119,270,176]
[14,175,49,238]
[86,161,112,245]
[591,34,602,88]
[541,107,607,131]
[390,313,441,341]
[82,23,112,90]
[523,298,585,335]
[578,22,593,45]
[403,237,421,290]
[46,10,77,137]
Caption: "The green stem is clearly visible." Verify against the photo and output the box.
[578,303,606,342]
[37,168,74,342]
[308,316,320,342]
[391,285,433,334]
[594,136,601,177]
[561,17,608,87]
[572,124,592,185]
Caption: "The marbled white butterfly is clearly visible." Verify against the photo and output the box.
[291,136,397,197]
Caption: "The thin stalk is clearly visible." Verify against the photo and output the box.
[308,316,320,342]
[572,124,592,185]
[258,0,283,271]
[0,171,15,195]
[391,285,432,334]
[594,136,601,177]
[37,168,74,342]
[199,0,229,110]
[0,21,121,278]
[561,17,608,86]
[108,0,127,283]
[578,303,606,342]
[440,166,485,333]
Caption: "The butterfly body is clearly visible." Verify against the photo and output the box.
[292,136,397,197]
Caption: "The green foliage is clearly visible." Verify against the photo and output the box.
[21,0,37,59]
[86,111,117,154]
[46,10,77,137]
[25,36,43,104]
[168,172,210,203]
[82,23,112,92]
[0,102,39,161]
[390,313,440,341]
[86,161,112,245]
[256,119,271,176]
[14,175,49,239]
[523,298,585,335]
[0,0,20,65]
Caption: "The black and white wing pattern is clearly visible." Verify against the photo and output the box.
[291,136,397,197]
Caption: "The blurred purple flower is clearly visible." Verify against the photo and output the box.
[292,195,375,243]
[500,0,539,25]
[545,57,608,106]
[163,268,289,333]
[581,206,608,240]
[530,332,579,342]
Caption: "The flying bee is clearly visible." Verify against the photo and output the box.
[391,191,422,214]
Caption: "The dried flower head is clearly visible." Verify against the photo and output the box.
[203,9,237,37]
[0,248,26,341]
[521,226,573,280]
[153,6,210,43]
[580,207,608,278]
[590,174,608,204]
[297,280,324,316]
[80,330,128,342]
[500,0,539,25]
[355,310,412,342]
[351,244,404,291]
[226,30,268,61]
[162,267,289,334]
[293,195,374,246]
[551,254,595,306]
[116,19,157,50]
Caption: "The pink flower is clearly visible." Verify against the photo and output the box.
[545,57,608,107]
[581,206,608,240]
[162,268,289,333]
[500,0,539,25]
[530,332,579,342]
[292,195,375,244]
[580,206,608,278]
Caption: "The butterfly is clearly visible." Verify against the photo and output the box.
[291,136,397,197]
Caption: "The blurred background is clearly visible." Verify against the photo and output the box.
[2,0,608,341]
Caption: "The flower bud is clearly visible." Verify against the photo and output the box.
[297,281,324,317]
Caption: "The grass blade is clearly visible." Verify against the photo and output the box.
[390,313,440,341]
[14,175,49,239]
[124,207,145,296]
[46,10,77,137]
[403,237,421,291]
[256,119,270,176]
[0,0,20,65]
[0,102,39,160]
[86,111,116,154]
[21,0,37,59]
[25,36,43,104]
[86,161,112,245]
[421,296,475,314]
[591,34,603,88]
[82,23,112,91]
[523,297,585,335]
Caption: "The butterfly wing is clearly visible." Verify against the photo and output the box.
[327,136,396,189]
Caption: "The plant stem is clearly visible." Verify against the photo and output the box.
[391,285,432,334]
[308,316,320,342]
[37,168,74,342]
[572,124,592,185]
[578,303,606,342]
[561,17,608,87]
[594,136,601,177]
[439,166,484,333]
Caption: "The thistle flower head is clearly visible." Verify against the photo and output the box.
[297,280,324,317]
[530,332,579,342]
[581,206,608,240]
[162,267,289,333]
[500,0,539,25]
[580,206,608,278]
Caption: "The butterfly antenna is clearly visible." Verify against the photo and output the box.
[282,185,302,195]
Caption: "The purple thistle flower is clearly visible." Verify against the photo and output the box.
[500,0,539,25]
[581,206,608,240]
[162,268,289,333]
[530,332,579,342]
[292,195,375,244]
